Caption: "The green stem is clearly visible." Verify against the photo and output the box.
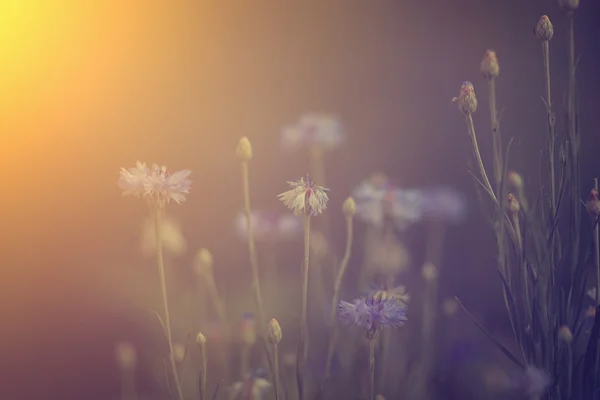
[297,214,311,400]
[369,339,376,400]
[199,342,207,400]
[154,209,185,400]
[488,78,502,191]
[325,215,354,377]
[465,113,497,205]
[594,178,599,306]
[273,344,281,400]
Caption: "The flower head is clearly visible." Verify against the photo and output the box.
[278,174,329,216]
[453,81,478,115]
[338,295,407,338]
[480,49,499,79]
[281,114,345,151]
[535,15,554,41]
[117,162,192,207]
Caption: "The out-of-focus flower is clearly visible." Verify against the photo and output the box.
[422,263,438,281]
[507,171,524,191]
[587,287,597,301]
[418,187,467,223]
[442,298,458,316]
[278,174,329,216]
[115,341,137,370]
[558,0,579,10]
[140,213,186,257]
[281,114,344,151]
[452,81,478,115]
[558,325,573,343]
[511,366,550,398]
[535,15,554,41]
[229,369,272,400]
[369,285,410,306]
[338,296,407,338]
[368,234,411,275]
[587,189,600,218]
[117,162,192,207]
[234,211,302,242]
[480,49,499,79]
[507,193,520,215]
[352,177,423,230]
[240,313,257,346]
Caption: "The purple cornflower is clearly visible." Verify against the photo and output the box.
[281,114,344,151]
[278,174,329,216]
[117,161,192,207]
[418,186,467,223]
[338,296,407,338]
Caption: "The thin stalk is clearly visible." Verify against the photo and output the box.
[541,40,557,219]
[488,77,502,191]
[273,343,281,400]
[199,341,207,400]
[325,214,354,377]
[466,113,497,205]
[595,180,600,306]
[154,209,185,400]
[368,339,376,400]
[241,161,268,330]
[297,214,311,400]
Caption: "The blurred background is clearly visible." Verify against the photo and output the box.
[1,0,600,399]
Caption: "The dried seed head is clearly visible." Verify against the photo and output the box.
[236,137,253,162]
[558,0,579,10]
[480,50,499,79]
[196,332,207,346]
[422,262,438,281]
[267,318,282,345]
[453,81,478,115]
[587,189,600,217]
[507,171,524,191]
[507,193,521,215]
[535,15,554,41]
[115,342,137,370]
[343,196,356,217]
[558,325,573,343]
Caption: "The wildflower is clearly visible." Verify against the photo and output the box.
[140,213,186,257]
[277,174,329,216]
[452,81,478,115]
[534,15,554,41]
[267,318,282,345]
[338,296,407,338]
[237,137,253,162]
[558,0,579,11]
[234,211,302,242]
[352,177,423,230]
[586,188,600,218]
[558,325,573,343]
[418,186,467,223]
[480,49,499,79]
[115,341,137,370]
[117,162,192,207]
[281,114,344,151]
[240,313,257,346]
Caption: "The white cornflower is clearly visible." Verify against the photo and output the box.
[277,174,329,216]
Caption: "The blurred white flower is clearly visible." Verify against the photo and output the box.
[140,213,186,257]
[281,113,344,151]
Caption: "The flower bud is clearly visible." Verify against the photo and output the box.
[558,325,573,343]
[115,341,137,370]
[194,248,214,276]
[558,0,579,11]
[507,171,524,191]
[196,332,207,346]
[453,81,478,115]
[343,196,356,217]
[480,50,499,79]
[236,137,253,162]
[587,189,600,217]
[268,318,282,345]
[422,262,438,281]
[535,15,554,41]
[507,193,520,215]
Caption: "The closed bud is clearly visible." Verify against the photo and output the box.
[507,171,524,191]
[587,188,600,217]
[558,325,573,343]
[268,318,282,345]
[115,341,137,370]
[558,0,579,11]
[343,196,356,217]
[480,50,499,79]
[422,262,438,281]
[507,193,520,215]
[236,137,253,162]
[453,81,478,115]
[535,15,554,41]
[196,332,207,346]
